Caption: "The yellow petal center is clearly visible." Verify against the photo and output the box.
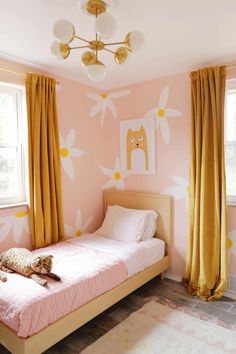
[75,229,81,237]
[61,147,69,158]
[157,108,165,118]
[15,211,28,218]
[114,171,121,181]
[100,93,108,99]
[228,239,233,249]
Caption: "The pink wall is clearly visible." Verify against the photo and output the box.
[115,74,190,276]
[110,73,236,277]
[0,58,108,252]
[0,58,235,280]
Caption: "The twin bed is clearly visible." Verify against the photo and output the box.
[0,190,172,354]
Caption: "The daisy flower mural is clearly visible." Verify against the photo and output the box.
[145,86,181,144]
[87,90,131,128]
[100,157,128,190]
[60,129,84,181]
[0,210,30,243]
[162,176,189,206]
[64,209,93,238]
[228,229,236,254]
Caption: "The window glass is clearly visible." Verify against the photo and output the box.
[225,81,236,203]
[0,83,27,206]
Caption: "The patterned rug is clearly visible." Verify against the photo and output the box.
[81,301,236,354]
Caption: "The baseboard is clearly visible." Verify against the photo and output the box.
[164,272,182,283]
[225,290,236,300]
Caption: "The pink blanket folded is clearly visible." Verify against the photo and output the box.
[0,238,128,338]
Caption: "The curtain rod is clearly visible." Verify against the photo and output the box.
[188,64,236,77]
[0,67,60,84]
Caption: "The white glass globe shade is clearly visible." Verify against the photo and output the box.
[87,63,106,82]
[53,19,75,44]
[127,31,145,52]
[95,13,116,39]
[51,41,63,60]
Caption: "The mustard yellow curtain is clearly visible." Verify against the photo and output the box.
[184,66,228,301]
[26,74,64,248]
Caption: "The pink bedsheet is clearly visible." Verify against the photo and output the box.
[0,238,128,338]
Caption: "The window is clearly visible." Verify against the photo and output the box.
[225,80,236,204]
[0,82,27,206]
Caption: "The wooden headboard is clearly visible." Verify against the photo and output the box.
[104,190,172,255]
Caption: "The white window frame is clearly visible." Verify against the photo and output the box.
[225,80,236,205]
[0,82,28,207]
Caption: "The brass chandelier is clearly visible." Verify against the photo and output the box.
[51,0,145,82]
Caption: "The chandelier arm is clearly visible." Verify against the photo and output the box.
[104,41,125,46]
[70,45,90,50]
[103,48,116,55]
[95,32,98,61]
[52,5,144,81]
[74,35,91,44]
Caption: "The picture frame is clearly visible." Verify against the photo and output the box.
[120,116,156,175]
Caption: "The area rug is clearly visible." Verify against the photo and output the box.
[81,301,236,354]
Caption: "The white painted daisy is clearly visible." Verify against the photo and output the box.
[64,209,93,238]
[100,157,128,190]
[0,210,30,243]
[87,90,131,128]
[145,86,181,144]
[228,229,236,254]
[60,129,84,181]
[162,176,189,205]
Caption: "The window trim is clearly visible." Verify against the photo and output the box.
[225,79,236,205]
[0,82,28,207]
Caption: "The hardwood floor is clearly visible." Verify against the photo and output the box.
[1,277,236,353]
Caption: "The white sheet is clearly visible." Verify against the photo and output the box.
[75,234,165,276]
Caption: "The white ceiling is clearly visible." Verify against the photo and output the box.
[1,0,236,89]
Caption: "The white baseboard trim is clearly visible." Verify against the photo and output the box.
[225,290,236,300]
[164,272,182,283]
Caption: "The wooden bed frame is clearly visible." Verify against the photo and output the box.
[0,190,172,354]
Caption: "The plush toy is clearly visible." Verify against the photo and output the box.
[0,248,61,286]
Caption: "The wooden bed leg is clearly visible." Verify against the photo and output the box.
[161,272,165,280]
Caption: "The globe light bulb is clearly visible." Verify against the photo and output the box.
[125,31,145,52]
[87,62,106,81]
[51,41,70,60]
[53,19,75,44]
[51,41,63,60]
[95,13,117,39]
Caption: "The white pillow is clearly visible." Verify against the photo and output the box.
[141,210,158,241]
[114,205,158,241]
[95,205,149,243]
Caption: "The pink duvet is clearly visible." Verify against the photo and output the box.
[0,238,128,338]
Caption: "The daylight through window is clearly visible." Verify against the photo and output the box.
[225,80,236,203]
[0,82,27,206]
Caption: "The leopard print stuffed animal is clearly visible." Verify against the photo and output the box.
[0,248,61,286]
